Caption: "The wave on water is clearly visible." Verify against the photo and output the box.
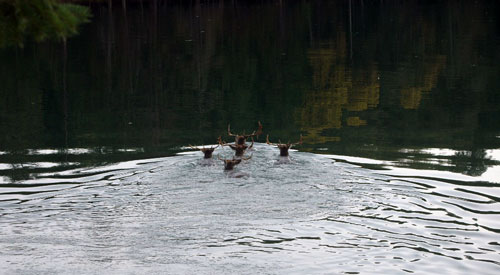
[0,144,499,274]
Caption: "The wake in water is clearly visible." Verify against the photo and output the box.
[0,144,499,274]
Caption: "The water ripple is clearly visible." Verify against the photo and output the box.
[0,144,499,274]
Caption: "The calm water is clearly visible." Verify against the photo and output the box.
[1,1,500,274]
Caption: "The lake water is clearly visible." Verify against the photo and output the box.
[1,1,500,274]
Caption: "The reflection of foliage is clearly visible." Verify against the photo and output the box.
[0,0,90,48]
[346,116,366,127]
[348,67,379,112]
[298,37,380,144]
[0,1,499,179]
[452,150,489,177]
[301,41,350,132]
[400,56,446,109]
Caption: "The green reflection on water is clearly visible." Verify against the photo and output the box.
[0,0,499,179]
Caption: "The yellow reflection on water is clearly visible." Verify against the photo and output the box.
[400,56,446,109]
[298,30,447,144]
[297,32,380,144]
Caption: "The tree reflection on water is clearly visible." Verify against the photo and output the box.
[0,0,499,178]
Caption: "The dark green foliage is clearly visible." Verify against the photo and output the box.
[0,0,90,48]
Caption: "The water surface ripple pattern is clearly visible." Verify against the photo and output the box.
[0,144,499,274]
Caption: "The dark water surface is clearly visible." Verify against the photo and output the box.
[1,1,500,274]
